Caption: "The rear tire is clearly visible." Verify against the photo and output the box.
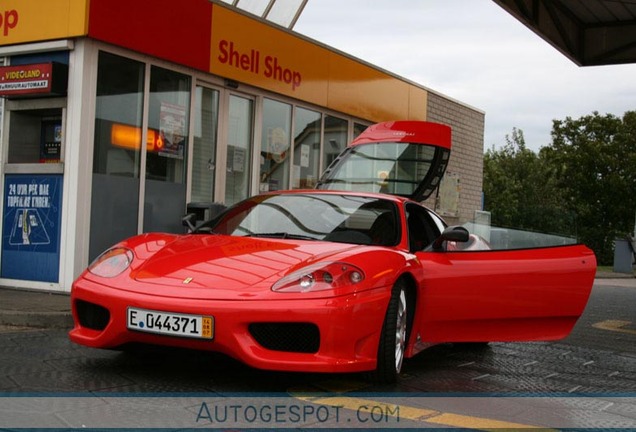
[372,279,408,384]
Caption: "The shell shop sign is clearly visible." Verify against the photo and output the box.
[0,62,68,98]
[218,40,302,91]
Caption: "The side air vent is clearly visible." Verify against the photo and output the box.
[248,322,320,353]
[75,299,110,330]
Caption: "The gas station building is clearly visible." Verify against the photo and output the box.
[0,0,485,292]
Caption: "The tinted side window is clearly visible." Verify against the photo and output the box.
[405,203,442,252]
[426,208,447,233]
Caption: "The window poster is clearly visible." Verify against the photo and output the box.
[300,144,310,168]
[1,174,63,283]
[435,172,460,218]
[158,102,186,159]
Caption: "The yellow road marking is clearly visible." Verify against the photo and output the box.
[428,412,549,430]
[293,393,551,430]
[592,320,636,335]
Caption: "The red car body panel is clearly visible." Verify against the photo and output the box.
[409,245,596,352]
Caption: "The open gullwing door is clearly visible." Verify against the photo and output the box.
[316,120,452,201]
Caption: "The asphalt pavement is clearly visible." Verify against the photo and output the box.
[0,270,634,330]
[0,269,635,429]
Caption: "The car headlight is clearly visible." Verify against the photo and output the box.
[88,247,134,278]
[272,262,365,293]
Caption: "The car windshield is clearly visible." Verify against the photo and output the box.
[206,194,400,246]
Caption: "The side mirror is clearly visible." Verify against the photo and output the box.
[182,213,197,231]
[432,225,470,251]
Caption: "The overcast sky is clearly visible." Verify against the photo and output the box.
[294,0,636,152]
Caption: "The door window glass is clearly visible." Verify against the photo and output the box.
[292,107,321,189]
[406,203,442,251]
[260,98,291,192]
[225,94,254,206]
[191,86,219,202]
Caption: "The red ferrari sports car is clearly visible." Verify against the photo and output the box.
[69,121,596,383]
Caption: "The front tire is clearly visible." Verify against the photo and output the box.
[373,279,408,383]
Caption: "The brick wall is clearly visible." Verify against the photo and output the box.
[424,92,485,226]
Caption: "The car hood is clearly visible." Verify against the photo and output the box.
[127,234,364,299]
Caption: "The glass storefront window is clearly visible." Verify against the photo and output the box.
[93,53,144,177]
[354,122,368,139]
[292,107,321,189]
[143,66,191,233]
[191,86,220,203]
[322,115,348,170]
[90,52,145,260]
[260,98,291,192]
[225,94,254,206]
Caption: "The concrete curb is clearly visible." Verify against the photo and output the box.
[595,270,635,279]
[0,310,73,329]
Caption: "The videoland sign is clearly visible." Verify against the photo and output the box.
[0,63,68,97]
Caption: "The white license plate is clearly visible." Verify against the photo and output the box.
[126,307,214,339]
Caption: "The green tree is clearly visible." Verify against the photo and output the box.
[542,111,636,264]
[483,128,570,235]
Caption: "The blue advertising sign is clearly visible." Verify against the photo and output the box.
[1,174,63,283]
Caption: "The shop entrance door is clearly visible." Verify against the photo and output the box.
[190,86,220,204]
[141,66,191,234]
[224,94,254,206]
